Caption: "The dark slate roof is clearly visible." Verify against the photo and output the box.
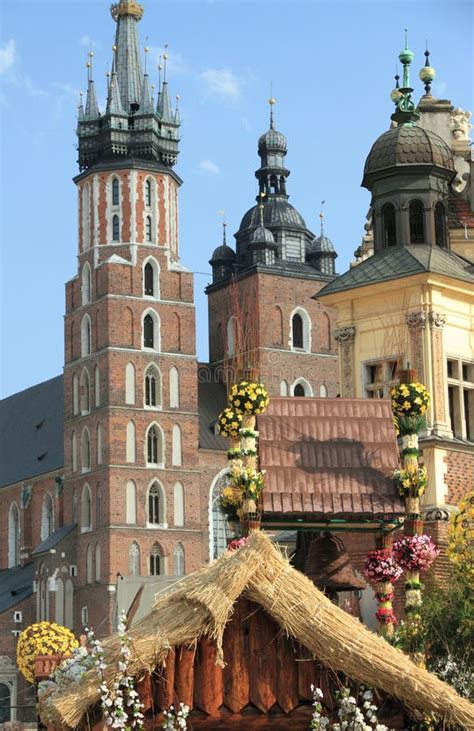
[0,562,35,612]
[238,198,308,233]
[310,234,336,254]
[258,126,287,152]
[258,397,403,518]
[317,245,474,298]
[209,244,236,263]
[363,125,454,181]
[250,225,276,246]
[197,365,229,451]
[0,375,64,488]
[31,524,76,556]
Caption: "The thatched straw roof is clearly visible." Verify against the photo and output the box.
[49,532,474,729]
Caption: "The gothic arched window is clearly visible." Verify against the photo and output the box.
[112,214,120,242]
[125,362,135,404]
[129,542,140,576]
[81,429,91,472]
[41,493,54,541]
[80,368,90,414]
[209,471,230,560]
[145,179,152,207]
[149,544,162,576]
[169,367,179,408]
[382,203,396,247]
[294,383,305,397]
[81,484,92,531]
[435,202,447,248]
[112,178,120,206]
[147,425,163,465]
[409,200,425,244]
[126,480,137,524]
[8,503,20,568]
[144,314,154,348]
[145,364,161,408]
[292,313,304,349]
[148,482,164,524]
[173,543,185,577]
[146,216,152,243]
[81,315,91,357]
[144,262,154,295]
[82,262,91,305]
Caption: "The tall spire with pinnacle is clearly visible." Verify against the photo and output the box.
[419,44,436,96]
[157,47,173,121]
[110,0,144,112]
[256,97,289,198]
[107,45,124,114]
[84,52,99,119]
[139,46,153,113]
[390,31,420,126]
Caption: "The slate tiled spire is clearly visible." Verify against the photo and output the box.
[111,0,144,112]
[84,53,99,120]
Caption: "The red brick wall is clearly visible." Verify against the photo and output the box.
[444,448,474,505]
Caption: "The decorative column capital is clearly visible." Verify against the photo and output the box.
[406,311,427,329]
[334,326,356,343]
[429,311,446,329]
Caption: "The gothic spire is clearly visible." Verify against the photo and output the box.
[84,52,99,119]
[110,0,144,112]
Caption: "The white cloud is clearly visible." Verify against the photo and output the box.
[199,159,220,175]
[199,68,242,101]
[149,46,188,76]
[0,39,16,75]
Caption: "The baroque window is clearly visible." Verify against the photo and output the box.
[364,358,400,399]
[435,203,447,248]
[409,200,424,244]
[381,203,396,247]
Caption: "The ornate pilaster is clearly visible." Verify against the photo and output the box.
[429,310,447,430]
[406,311,426,382]
[335,326,356,397]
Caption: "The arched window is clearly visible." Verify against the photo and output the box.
[144,262,154,295]
[169,367,179,408]
[209,470,230,560]
[55,578,65,625]
[71,430,77,472]
[291,378,312,397]
[227,316,237,356]
[81,262,91,305]
[81,484,92,531]
[272,306,283,346]
[97,422,103,465]
[145,364,162,408]
[149,543,162,576]
[80,368,90,414]
[81,429,91,472]
[280,380,288,396]
[145,216,152,242]
[409,200,425,244]
[321,312,331,351]
[126,421,136,463]
[126,480,137,524]
[81,315,91,357]
[95,543,101,582]
[86,544,93,584]
[112,177,120,206]
[82,184,90,250]
[145,179,152,207]
[147,424,164,466]
[173,482,184,527]
[292,313,303,348]
[125,362,135,404]
[291,309,311,351]
[129,542,140,576]
[8,503,20,568]
[72,490,78,524]
[382,203,396,247]
[143,311,160,350]
[112,214,120,242]
[435,202,447,247]
[172,424,182,466]
[143,258,160,298]
[72,373,79,415]
[173,543,185,577]
[64,578,74,628]
[94,365,100,407]
[319,384,328,398]
[0,682,11,725]
[41,493,54,541]
[148,482,165,525]
[170,313,181,352]
[96,484,102,527]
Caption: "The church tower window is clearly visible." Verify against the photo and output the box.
[144,263,154,295]
[144,314,154,348]
[409,200,425,244]
[381,203,396,247]
[145,179,152,207]
[148,482,165,525]
[146,424,164,466]
[146,216,152,242]
[112,178,120,206]
[292,313,303,348]
[128,542,140,576]
[112,214,120,242]
[149,544,162,575]
[145,364,161,408]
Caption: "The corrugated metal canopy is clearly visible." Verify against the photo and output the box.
[258,397,403,519]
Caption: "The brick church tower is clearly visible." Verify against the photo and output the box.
[207,99,340,397]
[63,0,202,634]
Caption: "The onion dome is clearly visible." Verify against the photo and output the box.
[307,210,337,275]
[250,224,276,246]
[310,233,336,254]
[209,222,236,283]
[363,125,454,187]
[258,96,287,153]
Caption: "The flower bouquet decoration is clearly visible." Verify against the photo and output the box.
[228,380,269,428]
[364,549,402,636]
[392,465,427,516]
[17,621,78,684]
[391,383,430,458]
[217,407,242,443]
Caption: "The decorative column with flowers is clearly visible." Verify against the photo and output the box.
[364,548,402,637]
[217,380,269,537]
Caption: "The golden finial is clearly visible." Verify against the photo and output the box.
[269,96,276,105]
[110,1,144,22]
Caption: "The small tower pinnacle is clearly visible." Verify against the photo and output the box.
[419,43,436,96]
[84,51,99,119]
[390,31,420,126]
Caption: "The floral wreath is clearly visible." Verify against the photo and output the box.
[228,381,269,415]
[392,534,439,572]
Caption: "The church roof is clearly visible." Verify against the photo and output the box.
[257,397,403,518]
[0,562,36,612]
[0,375,64,489]
[238,199,308,233]
[317,245,474,298]
[31,524,76,556]
[197,367,228,451]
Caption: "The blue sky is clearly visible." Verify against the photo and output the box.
[0,0,472,398]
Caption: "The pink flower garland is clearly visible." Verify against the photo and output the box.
[392,534,439,572]
[364,549,403,583]
[227,536,249,551]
